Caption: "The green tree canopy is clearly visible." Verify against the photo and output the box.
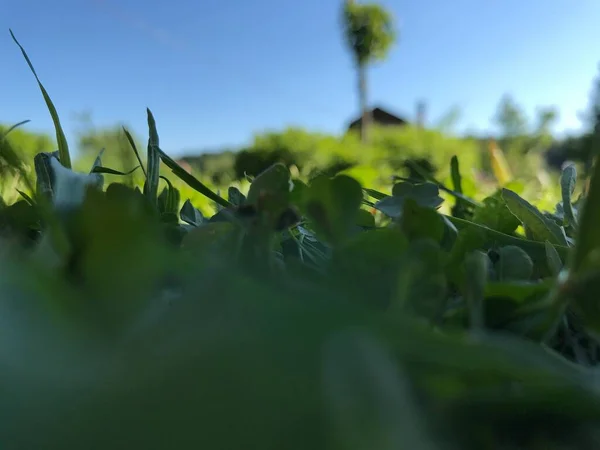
[341,0,396,143]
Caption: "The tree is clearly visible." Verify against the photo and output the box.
[493,94,528,140]
[341,0,396,143]
[435,105,462,133]
[71,113,144,186]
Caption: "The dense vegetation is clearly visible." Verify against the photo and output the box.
[5,25,600,450]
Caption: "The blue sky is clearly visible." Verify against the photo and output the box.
[3,0,600,157]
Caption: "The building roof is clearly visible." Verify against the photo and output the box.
[347,106,409,130]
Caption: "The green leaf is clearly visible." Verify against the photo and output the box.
[450,155,462,195]
[33,151,57,199]
[560,163,577,227]
[572,156,600,274]
[544,240,563,276]
[502,188,568,246]
[228,187,246,206]
[181,221,242,265]
[246,163,291,205]
[180,199,205,227]
[394,239,447,320]
[90,148,105,174]
[363,187,388,201]
[75,187,171,330]
[472,190,520,235]
[144,108,161,205]
[446,225,487,286]
[304,174,363,246]
[464,251,488,331]
[322,331,437,450]
[356,208,375,228]
[10,30,71,169]
[446,215,569,279]
[158,176,180,216]
[399,198,445,243]
[493,245,534,281]
[16,189,35,206]
[330,227,408,307]
[485,280,552,303]
[374,182,443,219]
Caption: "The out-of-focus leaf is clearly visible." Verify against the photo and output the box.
[304,174,363,246]
[464,251,488,331]
[330,227,408,307]
[322,331,438,450]
[560,163,578,227]
[399,198,445,243]
[246,163,290,205]
[572,155,600,274]
[181,221,242,265]
[446,215,568,278]
[374,182,444,219]
[493,245,533,281]
[356,208,375,228]
[394,239,447,321]
[545,240,563,276]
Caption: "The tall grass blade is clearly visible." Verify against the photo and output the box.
[10,30,71,169]
[144,109,161,205]
[1,120,30,140]
[158,149,230,208]
[123,126,147,178]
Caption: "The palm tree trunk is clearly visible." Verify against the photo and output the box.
[358,63,369,144]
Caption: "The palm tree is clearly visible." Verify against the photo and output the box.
[341,0,396,143]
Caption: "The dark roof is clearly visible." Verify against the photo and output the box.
[347,106,409,130]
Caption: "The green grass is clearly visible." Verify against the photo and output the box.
[3,30,600,449]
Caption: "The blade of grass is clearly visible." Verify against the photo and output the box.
[1,120,31,140]
[123,126,147,178]
[144,108,161,205]
[91,166,140,176]
[158,149,231,208]
[10,30,71,169]
[450,155,463,195]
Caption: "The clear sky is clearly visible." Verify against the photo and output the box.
[3,0,600,157]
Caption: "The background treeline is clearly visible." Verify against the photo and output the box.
[3,79,600,215]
